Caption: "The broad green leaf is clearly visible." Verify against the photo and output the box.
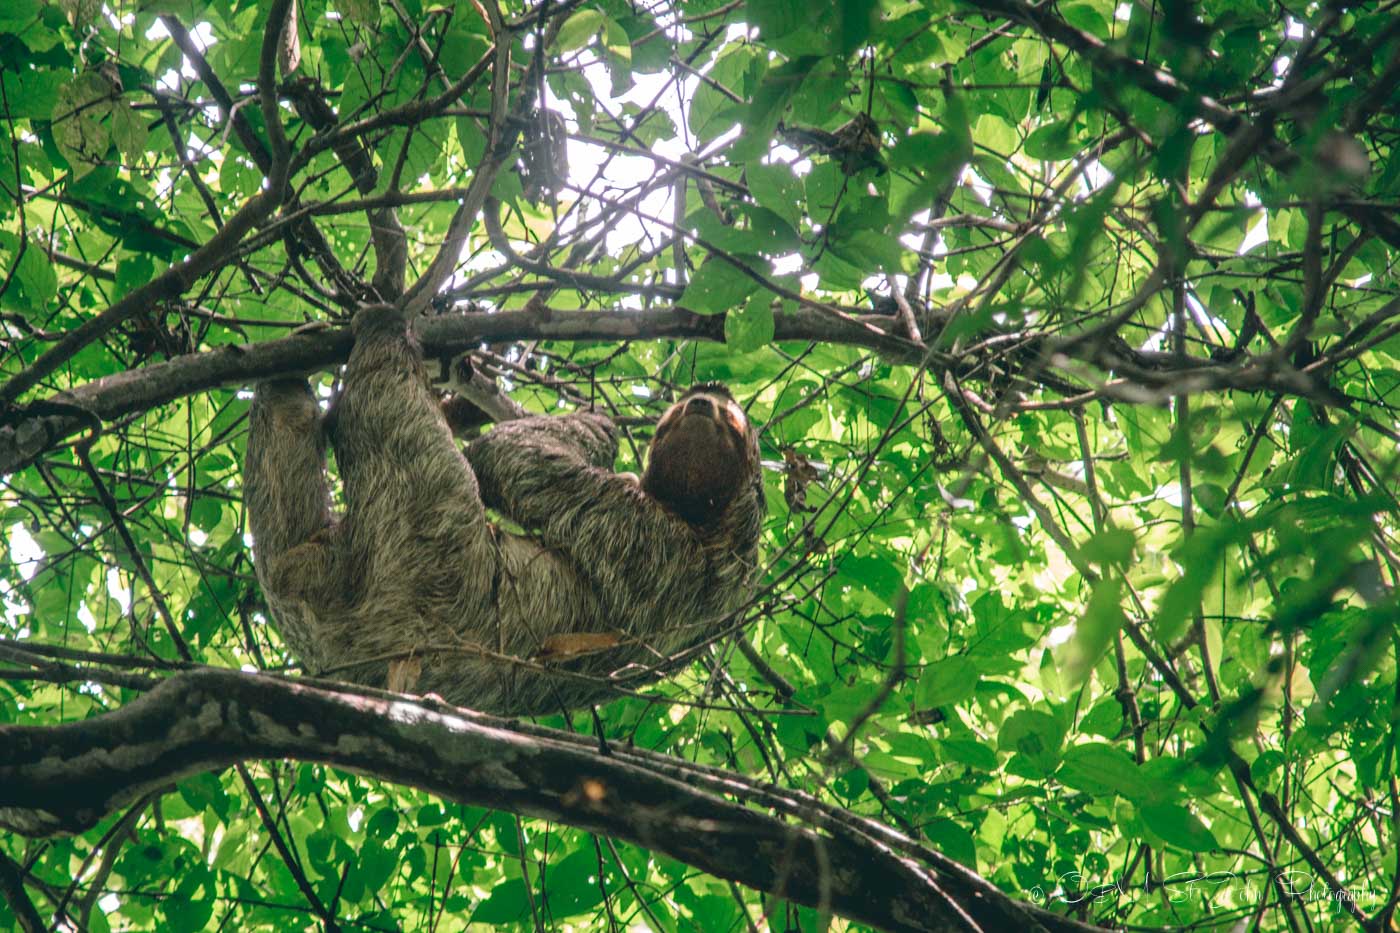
[916,655,978,709]
[1063,576,1124,685]
[1140,802,1219,853]
[1058,743,1141,798]
[1000,710,1066,777]
[678,256,760,315]
[746,161,804,228]
[939,738,999,771]
[470,878,531,924]
[557,9,605,53]
[724,292,775,352]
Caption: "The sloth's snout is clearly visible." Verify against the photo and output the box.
[685,395,715,417]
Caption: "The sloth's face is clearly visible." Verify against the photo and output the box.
[642,383,756,525]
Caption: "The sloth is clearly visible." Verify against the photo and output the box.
[243,304,764,716]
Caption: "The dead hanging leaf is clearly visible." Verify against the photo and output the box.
[386,656,423,693]
[782,447,820,513]
[534,632,624,661]
[53,71,118,176]
[519,108,569,204]
[783,113,885,176]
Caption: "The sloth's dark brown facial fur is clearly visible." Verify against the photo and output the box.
[642,386,756,526]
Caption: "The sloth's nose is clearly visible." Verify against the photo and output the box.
[685,396,715,417]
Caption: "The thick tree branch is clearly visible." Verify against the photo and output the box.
[0,307,899,474]
[0,669,1099,933]
[0,299,1362,476]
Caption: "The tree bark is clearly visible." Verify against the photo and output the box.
[0,669,1101,933]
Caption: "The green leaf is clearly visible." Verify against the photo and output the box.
[730,56,820,163]
[164,868,214,932]
[1079,526,1135,567]
[110,100,148,163]
[1023,122,1080,161]
[1063,576,1124,685]
[557,9,605,53]
[470,878,531,924]
[1,236,58,311]
[1153,523,1241,641]
[678,257,760,315]
[1079,697,1125,739]
[746,161,804,228]
[1140,802,1219,853]
[0,0,43,33]
[999,710,1065,777]
[542,850,607,917]
[915,655,978,709]
[687,45,755,142]
[603,19,632,65]
[889,129,971,218]
[52,72,114,176]
[939,738,999,771]
[115,253,154,300]
[360,842,398,893]
[0,67,65,119]
[1060,2,1110,37]
[922,818,977,868]
[724,292,775,352]
[744,0,804,41]
[1058,743,1141,798]
[366,806,399,839]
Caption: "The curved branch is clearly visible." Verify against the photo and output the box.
[0,669,1097,933]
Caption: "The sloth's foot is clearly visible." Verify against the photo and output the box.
[350,303,407,338]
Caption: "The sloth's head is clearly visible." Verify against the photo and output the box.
[642,382,759,526]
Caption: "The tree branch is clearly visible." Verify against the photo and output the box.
[0,669,1100,933]
[0,850,44,933]
[0,294,1369,477]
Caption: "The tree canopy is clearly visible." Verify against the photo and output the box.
[2,0,1399,930]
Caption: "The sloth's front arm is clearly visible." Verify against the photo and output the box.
[465,412,633,535]
[464,412,701,607]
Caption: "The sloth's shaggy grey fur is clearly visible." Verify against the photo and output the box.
[244,304,763,715]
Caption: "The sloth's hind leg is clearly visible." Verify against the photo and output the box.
[331,306,493,618]
[246,379,334,568]
[245,378,339,664]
